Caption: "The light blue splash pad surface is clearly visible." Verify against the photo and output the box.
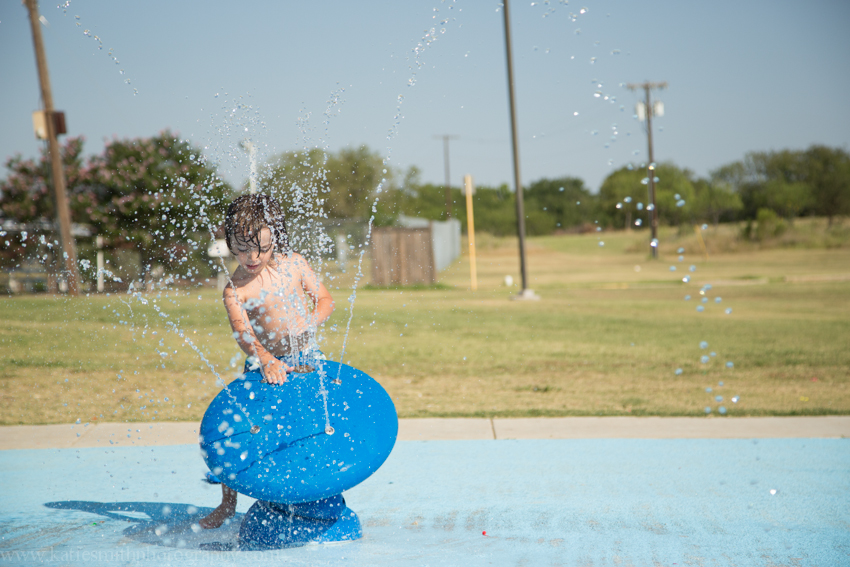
[0,439,847,566]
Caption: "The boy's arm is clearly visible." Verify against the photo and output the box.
[223,284,290,384]
[295,254,334,326]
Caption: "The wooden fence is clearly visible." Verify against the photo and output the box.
[370,227,435,286]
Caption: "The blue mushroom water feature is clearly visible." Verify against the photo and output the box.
[199,354,398,549]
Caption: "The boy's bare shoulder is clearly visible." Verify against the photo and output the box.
[281,251,306,264]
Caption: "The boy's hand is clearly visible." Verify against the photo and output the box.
[261,357,291,385]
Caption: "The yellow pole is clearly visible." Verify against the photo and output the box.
[693,224,709,260]
[464,174,477,291]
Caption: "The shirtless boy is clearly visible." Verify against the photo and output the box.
[199,193,334,529]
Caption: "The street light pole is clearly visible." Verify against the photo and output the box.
[25,0,80,295]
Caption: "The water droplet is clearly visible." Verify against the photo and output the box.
[769,489,777,495]
[696,305,704,312]
[689,265,696,272]
[676,200,686,207]
[598,241,605,247]
[675,368,683,375]
[715,297,722,303]
[706,387,713,393]
[704,407,712,414]
[634,219,642,226]
[641,177,649,185]
[699,341,708,349]
[677,247,685,254]
[725,308,733,315]
[710,351,716,357]
[718,406,727,414]
[684,295,691,301]
[701,224,708,230]
[726,361,734,368]
[669,266,676,271]
[715,395,723,402]
[701,355,710,364]
[682,276,691,283]
[731,396,739,403]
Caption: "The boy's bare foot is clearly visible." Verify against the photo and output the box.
[199,504,236,529]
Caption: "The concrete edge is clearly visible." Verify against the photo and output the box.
[0,417,848,451]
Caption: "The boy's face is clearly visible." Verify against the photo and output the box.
[232,228,275,274]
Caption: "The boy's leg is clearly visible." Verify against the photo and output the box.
[199,485,237,529]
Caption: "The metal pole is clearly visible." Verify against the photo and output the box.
[434,134,458,219]
[502,0,533,298]
[96,235,105,292]
[443,136,451,218]
[464,175,477,292]
[26,0,80,295]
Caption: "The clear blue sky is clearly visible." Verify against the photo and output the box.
[2,0,849,193]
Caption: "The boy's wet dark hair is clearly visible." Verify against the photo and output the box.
[224,194,288,253]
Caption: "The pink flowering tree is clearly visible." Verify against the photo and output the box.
[0,136,92,269]
[83,130,232,281]
[1,131,232,285]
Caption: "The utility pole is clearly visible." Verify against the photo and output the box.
[433,134,458,219]
[627,80,667,259]
[26,0,80,295]
[502,0,537,300]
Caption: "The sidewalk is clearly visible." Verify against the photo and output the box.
[1,416,848,450]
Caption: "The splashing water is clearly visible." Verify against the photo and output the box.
[66,9,462,433]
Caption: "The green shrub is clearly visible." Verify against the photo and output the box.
[755,208,787,241]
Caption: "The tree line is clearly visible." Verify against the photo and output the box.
[2,134,848,281]
[398,146,850,236]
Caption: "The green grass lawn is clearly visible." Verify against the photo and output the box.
[1,221,848,425]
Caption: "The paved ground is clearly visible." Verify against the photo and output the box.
[2,416,848,450]
[1,418,848,566]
